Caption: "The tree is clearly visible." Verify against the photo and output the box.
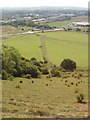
[60,59,76,71]
[2,45,21,77]
[76,28,81,31]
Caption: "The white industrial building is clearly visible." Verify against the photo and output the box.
[72,22,90,27]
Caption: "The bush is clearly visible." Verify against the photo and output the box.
[29,67,40,78]
[22,74,31,79]
[51,68,61,77]
[41,68,49,75]
[30,57,37,61]
[60,59,76,71]
[68,84,70,87]
[2,70,9,80]
[44,60,48,64]
[76,93,84,103]
[2,70,13,80]
[76,28,81,31]
[74,88,79,93]
[76,83,78,86]
[15,84,20,88]
[71,82,74,85]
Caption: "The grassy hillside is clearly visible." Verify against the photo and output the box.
[3,75,88,118]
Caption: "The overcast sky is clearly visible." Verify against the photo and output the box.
[1,0,89,8]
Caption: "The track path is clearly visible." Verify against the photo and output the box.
[39,36,48,61]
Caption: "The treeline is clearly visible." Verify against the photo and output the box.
[2,45,76,80]
[1,20,52,29]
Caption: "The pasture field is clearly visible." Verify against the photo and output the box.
[38,31,88,69]
[2,72,88,118]
[0,25,36,36]
[71,16,88,22]
[3,31,88,69]
[48,20,72,28]
[3,34,42,60]
[48,16,88,28]
[0,25,22,35]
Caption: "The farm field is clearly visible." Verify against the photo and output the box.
[38,31,88,69]
[0,25,36,36]
[3,34,42,60]
[47,16,88,28]
[0,25,22,36]
[48,20,73,28]
[3,31,88,69]
[2,73,88,118]
[71,16,88,22]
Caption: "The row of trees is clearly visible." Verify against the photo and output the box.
[2,20,52,30]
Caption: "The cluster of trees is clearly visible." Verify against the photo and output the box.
[2,45,51,80]
[4,20,52,30]
[2,45,76,80]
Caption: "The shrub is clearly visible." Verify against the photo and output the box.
[2,70,9,80]
[76,93,84,103]
[76,83,78,86]
[65,80,67,82]
[2,70,13,80]
[68,84,70,87]
[33,61,41,67]
[32,80,34,83]
[74,88,79,93]
[50,68,61,77]
[44,60,48,64]
[15,84,20,88]
[46,84,48,86]
[76,28,81,31]
[20,81,23,83]
[46,74,52,78]
[71,82,74,85]
[22,74,31,79]
[41,68,49,75]
[78,82,80,84]
[60,59,76,71]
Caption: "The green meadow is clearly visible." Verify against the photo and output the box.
[39,31,88,69]
[3,31,88,69]
[48,20,73,28]
[3,34,42,60]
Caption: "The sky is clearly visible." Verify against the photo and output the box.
[1,0,89,8]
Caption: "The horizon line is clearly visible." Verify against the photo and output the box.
[1,6,88,8]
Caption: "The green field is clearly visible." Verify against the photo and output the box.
[3,74,88,118]
[48,20,73,28]
[38,31,88,69]
[3,31,88,69]
[3,34,42,60]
